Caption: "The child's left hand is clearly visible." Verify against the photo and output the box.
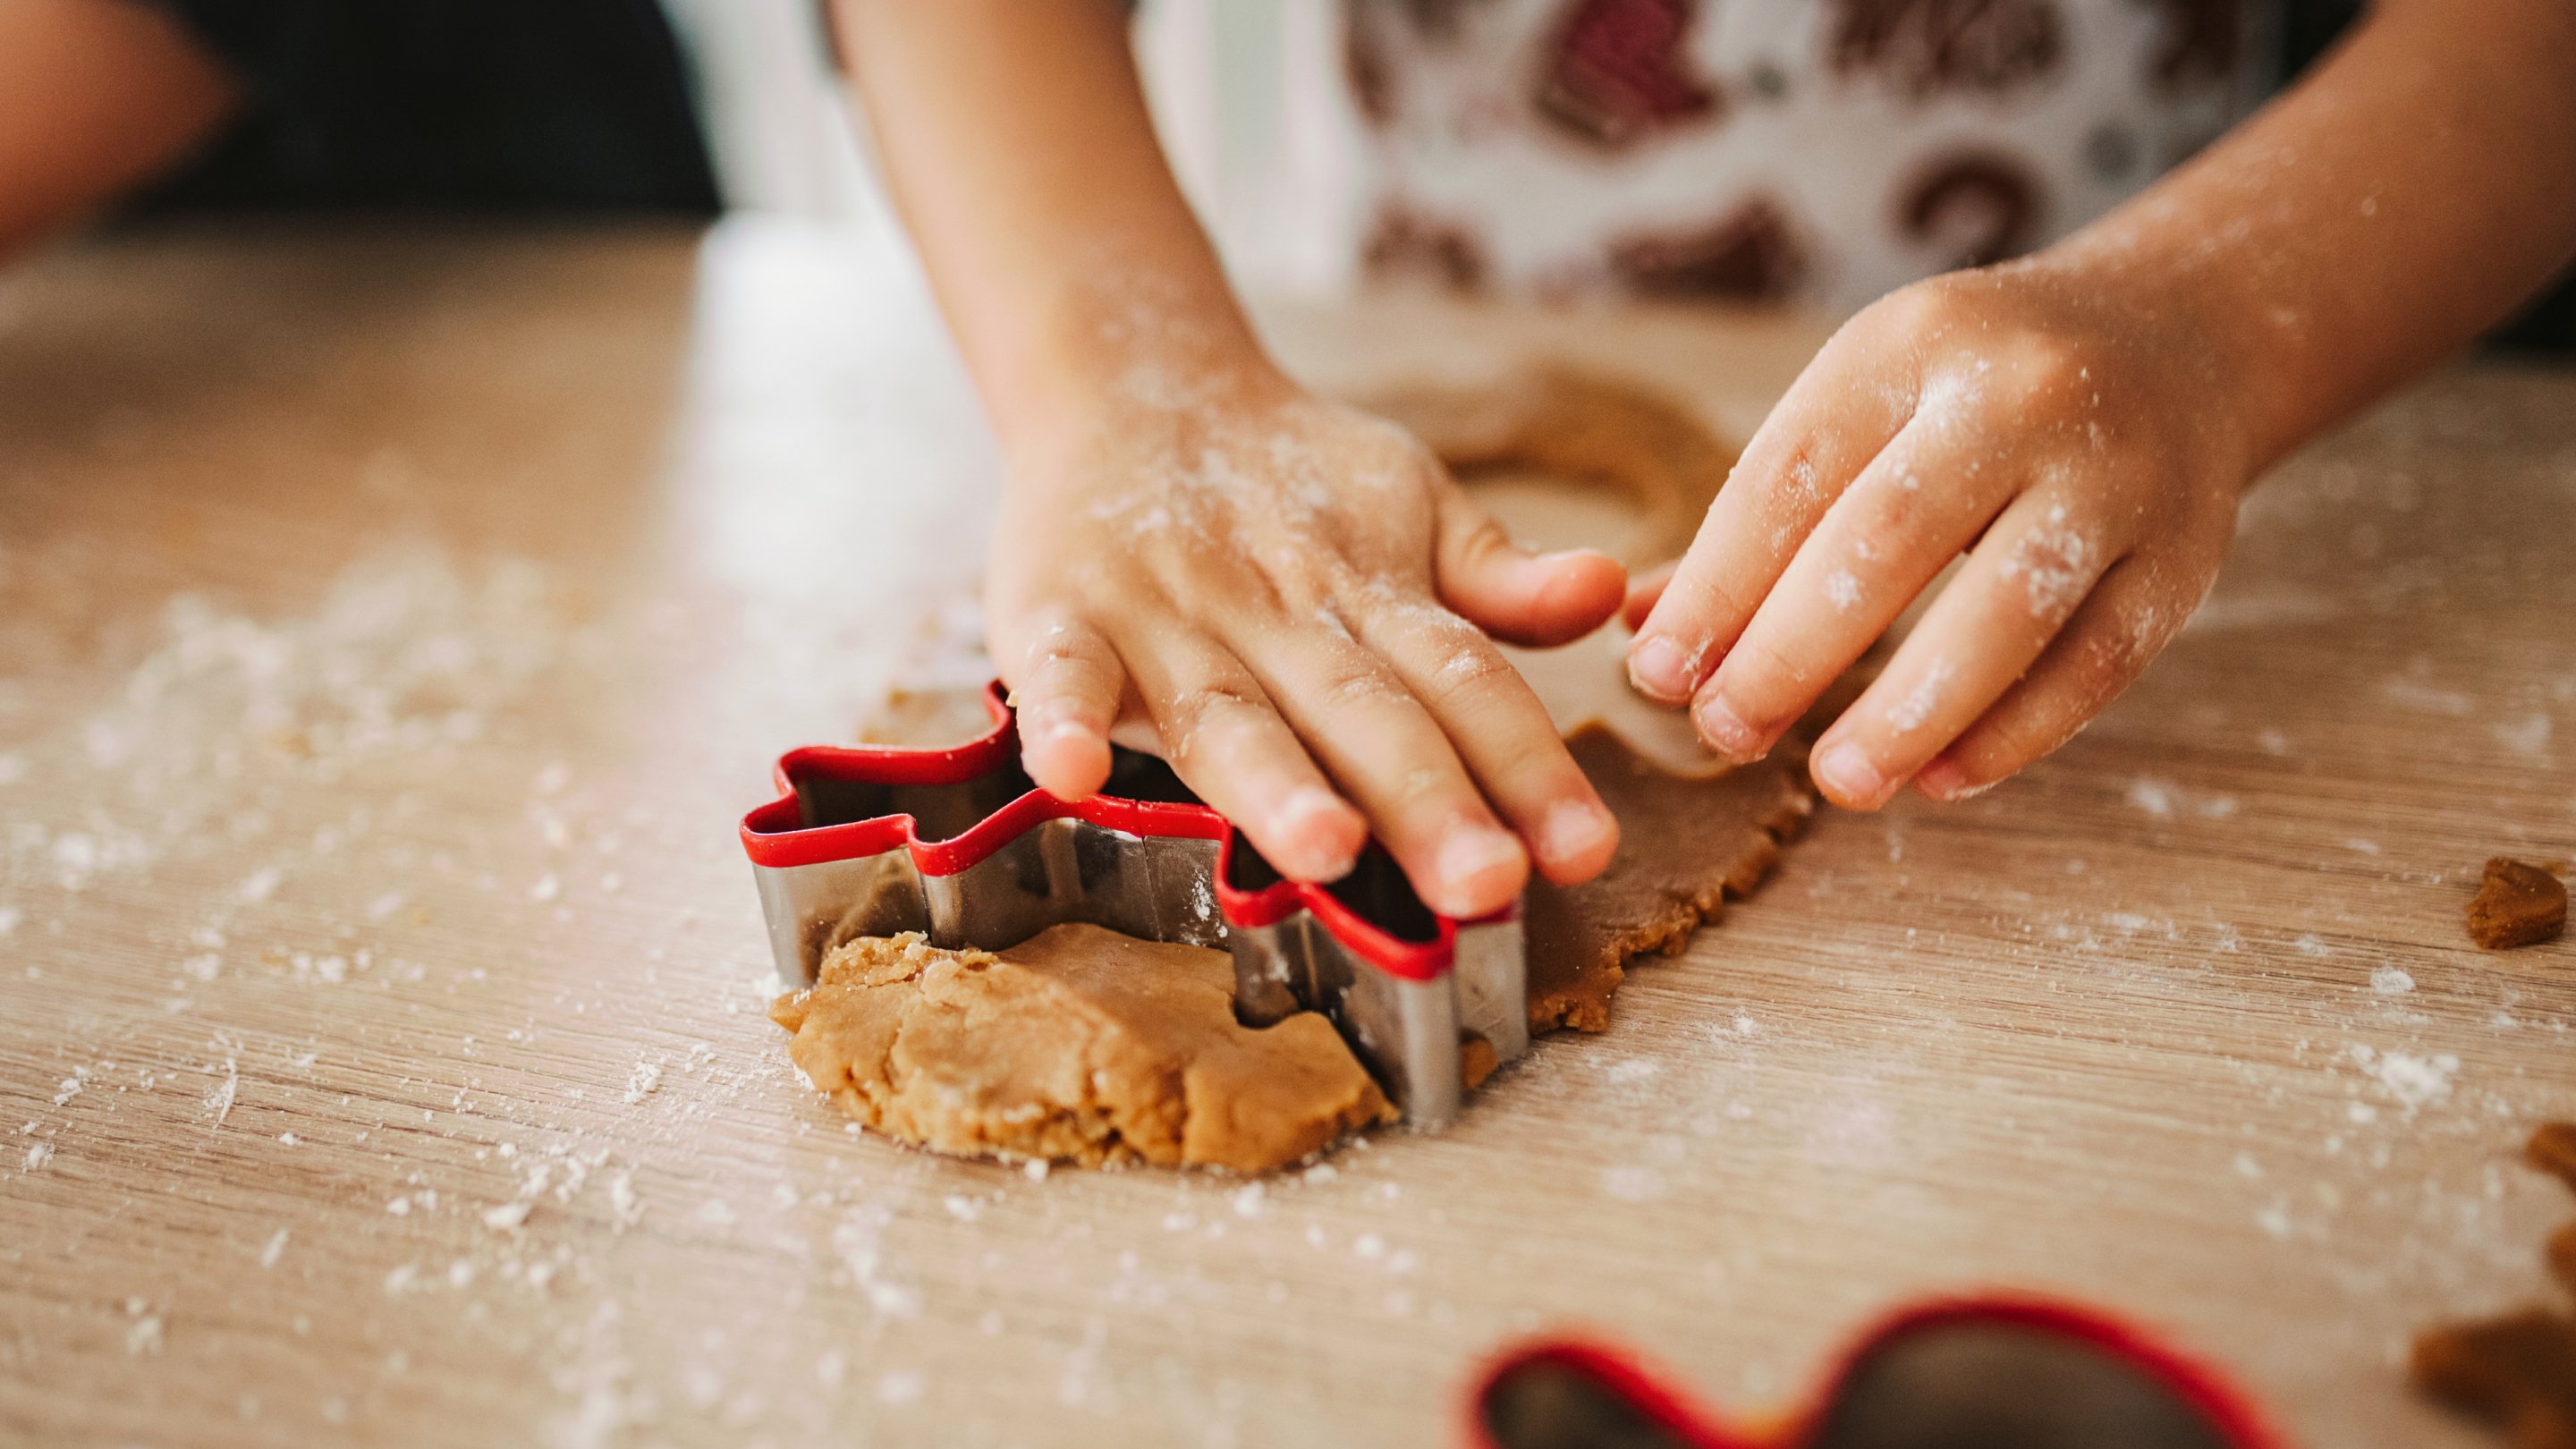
[1623,258,2256,808]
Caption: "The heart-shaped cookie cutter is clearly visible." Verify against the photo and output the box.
[1466,1293,2291,1449]
[740,682,1526,1128]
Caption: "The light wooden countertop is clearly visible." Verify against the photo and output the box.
[3,219,2571,1448]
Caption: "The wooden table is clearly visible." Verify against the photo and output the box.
[3,221,2570,1448]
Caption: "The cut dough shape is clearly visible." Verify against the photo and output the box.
[1393,367,1740,778]
[1369,366,1734,568]
[1504,625,1730,780]
[2468,858,2568,950]
[769,924,1393,1174]
[1525,726,1814,1032]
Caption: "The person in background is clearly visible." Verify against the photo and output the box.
[0,1,719,252]
[827,0,2576,920]
[6,0,2574,925]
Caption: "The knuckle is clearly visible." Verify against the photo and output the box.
[1996,521,2099,631]
[1670,563,1755,632]
[1025,623,1105,676]
[1753,440,1832,513]
[1162,679,1267,759]
[1969,708,2063,773]
[2069,631,2147,708]
[1318,664,1401,714]
[1727,635,1815,708]
[1852,470,1928,539]
[1426,640,1521,703]
[1449,513,1518,568]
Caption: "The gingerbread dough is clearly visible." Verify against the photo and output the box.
[1525,727,1814,1032]
[771,924,1393,1174]
[1368,366,1733,567]
[2469,858,2568,950]
[2412,1123,2576,1445]
[773,369,1823,1171]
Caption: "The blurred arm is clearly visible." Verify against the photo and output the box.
[0,0,239,261]
[822,0,1263,458]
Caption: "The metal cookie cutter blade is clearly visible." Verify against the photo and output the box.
[737,683,1527,1129]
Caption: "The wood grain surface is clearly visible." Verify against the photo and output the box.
[3,219,2572,1449]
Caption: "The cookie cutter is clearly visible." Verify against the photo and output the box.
[1467,1292,2292,1449]
[738,682,1527,1130]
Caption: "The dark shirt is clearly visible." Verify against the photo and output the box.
[138,0,718,216]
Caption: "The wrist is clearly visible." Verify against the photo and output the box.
[2010,242,2283,490]
[976,263,1292,483]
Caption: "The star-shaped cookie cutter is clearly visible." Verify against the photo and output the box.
[739,683,1527,1129]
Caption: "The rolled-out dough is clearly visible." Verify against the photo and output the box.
[1368,366,1733,568]
[770,923,1393,1174]
[767,718,1816,1167]
[1526,727,1814,1032]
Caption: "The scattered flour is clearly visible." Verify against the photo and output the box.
[1888,658,1954,733]
[203,1062,238,1126]
[2494,712,2553,758]
[1602,1166,1666,1202]
[2349,1043,2458,1110]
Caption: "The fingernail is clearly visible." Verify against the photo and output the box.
[1691,692,1761,759]
[1811,741,1887,807]
[1628,635,1698,702]
[1278,787,1361,877]
[1435,826,1525,911]
[1033,716,1089,749]
[1914,758,1980,801]
[1538,800,1615,870]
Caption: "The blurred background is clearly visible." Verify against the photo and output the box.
[95,0,2566,347]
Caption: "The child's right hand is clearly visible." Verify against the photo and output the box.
[984,361,1627,920]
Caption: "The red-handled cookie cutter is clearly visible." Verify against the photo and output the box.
[1465,1292,2293,1449]
[740,682,1527,1128]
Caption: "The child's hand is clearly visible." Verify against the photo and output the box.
[987,366,1626,919]
[1624,261,2254,808]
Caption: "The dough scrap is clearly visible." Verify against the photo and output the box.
[2468,858,2568,950]
[2412,1307,2576,1445]
[2534,1123,2576,1191]
[2412,1123,2576,1443]
[1525,727,1815,1032]
[769,923,1393,1174]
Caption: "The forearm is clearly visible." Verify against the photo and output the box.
[826,0,1275,466]
[2040,0,2576,472]
[0,0,236,260]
